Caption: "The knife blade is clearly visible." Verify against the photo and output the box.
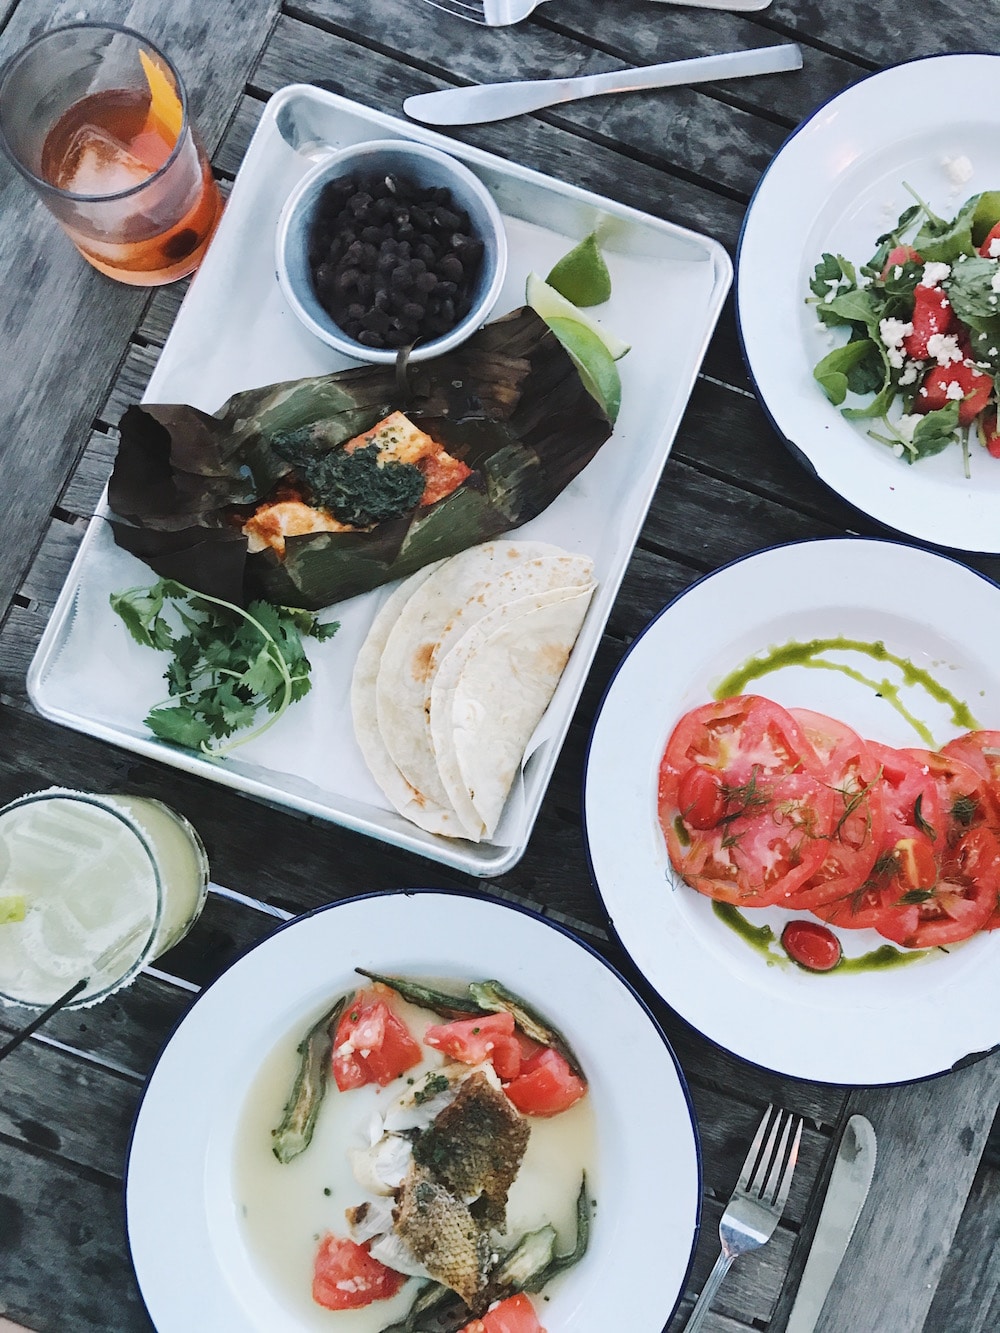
[784,1114,877,1333]
[403,43,802,127]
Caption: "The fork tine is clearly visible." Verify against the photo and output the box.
[736,1103,776,1193]
[758,1111,795,1204]
[772,1116,803,1213]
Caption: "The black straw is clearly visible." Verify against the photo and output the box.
[0,977,88,1062]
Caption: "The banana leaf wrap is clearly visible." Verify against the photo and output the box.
[107,307,613,611]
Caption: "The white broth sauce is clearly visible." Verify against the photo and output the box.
[232,987,597,1331]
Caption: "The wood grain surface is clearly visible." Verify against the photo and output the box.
[1,2,1000,1331]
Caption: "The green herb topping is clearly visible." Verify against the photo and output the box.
[271,430,425,528]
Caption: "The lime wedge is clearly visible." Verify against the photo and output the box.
[546,233,612,306]
[545,316,621,423]
[526,272,630,361]
[0,895,26,925]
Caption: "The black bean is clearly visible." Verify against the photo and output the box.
[306,168,487,349]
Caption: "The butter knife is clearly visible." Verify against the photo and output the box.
[403,43,802,126]
[785,1115,877,1333]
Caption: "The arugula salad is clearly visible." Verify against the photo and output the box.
[808,186,1000,474]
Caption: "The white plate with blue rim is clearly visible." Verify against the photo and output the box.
[125,889,700,1331]
[584,536,1000,1086]
[737,54,1000,554]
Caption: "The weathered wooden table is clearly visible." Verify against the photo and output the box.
[2,2,999,1330]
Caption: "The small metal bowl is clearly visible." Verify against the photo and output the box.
[276,138,508,363]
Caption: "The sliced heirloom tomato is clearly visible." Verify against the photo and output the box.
[423,1011,524,1081]
[313,1234,407,1310]
[660,695,824,793]
[659,697,836,907]
[873,827,1000,948]
[332,988,423,1091]
[460,1293,547,1333]
[503,1048,587,1117]
[941,730,1000,826]
[782,709,886,909]
[816,745,991,944]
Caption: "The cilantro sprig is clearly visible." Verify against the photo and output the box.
[110,579,339,756]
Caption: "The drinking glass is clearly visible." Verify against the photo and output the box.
[0,788,210,1009]
[0,23,223,285]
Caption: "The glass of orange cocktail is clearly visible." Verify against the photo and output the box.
[0,23,223,285]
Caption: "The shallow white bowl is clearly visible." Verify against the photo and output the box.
[276,138,508,363]
[125,889,701,1331]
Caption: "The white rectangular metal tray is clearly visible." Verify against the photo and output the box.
[28,84,731,876]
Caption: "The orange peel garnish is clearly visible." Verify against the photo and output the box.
[138,49,183,145]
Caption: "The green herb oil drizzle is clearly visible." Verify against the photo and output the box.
[711,903,931,973]
[712,635,979,746]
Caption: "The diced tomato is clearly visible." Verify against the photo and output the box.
[312,1234,407,1310]
[875,828,1000,948]
[903,283,954,359]
[460,1293,547,1333]
[978,220,1000,258]
[423,1012,522,1081]
[780,920,842,972]
[503,1047,587,1117]
[880,243,922,279]
[332,989,423,1091]
[915,361,993,427]
[676,764,727,829]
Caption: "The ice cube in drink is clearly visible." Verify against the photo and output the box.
[53,122,152,196]
[0,790,208,1009]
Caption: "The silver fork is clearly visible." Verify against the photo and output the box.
[420,0,553,24]
[684,1105,804,1332]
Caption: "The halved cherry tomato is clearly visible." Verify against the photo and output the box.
[423,1011,522,1081]
[503,1048,587,1117]
[676,764,726,830]
[894,834,938,891]
[460,1293,547,1333]
[915,361,993,427]
[332,989,423,1091]
[780,920,842,971]
[313,1234,407,1310]
[783,709,886,909]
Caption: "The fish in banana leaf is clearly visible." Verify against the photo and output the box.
[107,307,614,611]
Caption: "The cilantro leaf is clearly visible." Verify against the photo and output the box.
[110,580,340,756]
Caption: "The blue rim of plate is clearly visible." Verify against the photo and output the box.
[122,885,703,1331]
[581,533,1000,1090]
[735,51,1000,556]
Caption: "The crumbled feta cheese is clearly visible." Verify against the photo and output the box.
[920,261,951,287]
[899,361,921,386]
[927,332,962,365]
[944,380,965,401]
[991,270,1000,293]
[893,265,903,279]
[989,238,1000,258]
[880,317,913,349]
[892,442,904,456]
[895,414,923,443]
[941,154,974,186]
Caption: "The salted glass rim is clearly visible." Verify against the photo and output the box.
[0,787,166,1010]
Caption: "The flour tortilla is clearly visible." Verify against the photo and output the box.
[350,562,469,837]
[429,585,594,839]
[439,586,595,840]
[375,542,593,823]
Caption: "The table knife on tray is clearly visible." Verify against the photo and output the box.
[785,1114,877,1333]
[403,43,802,126]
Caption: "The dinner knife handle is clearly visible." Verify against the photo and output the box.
[683,1250,735,1333]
